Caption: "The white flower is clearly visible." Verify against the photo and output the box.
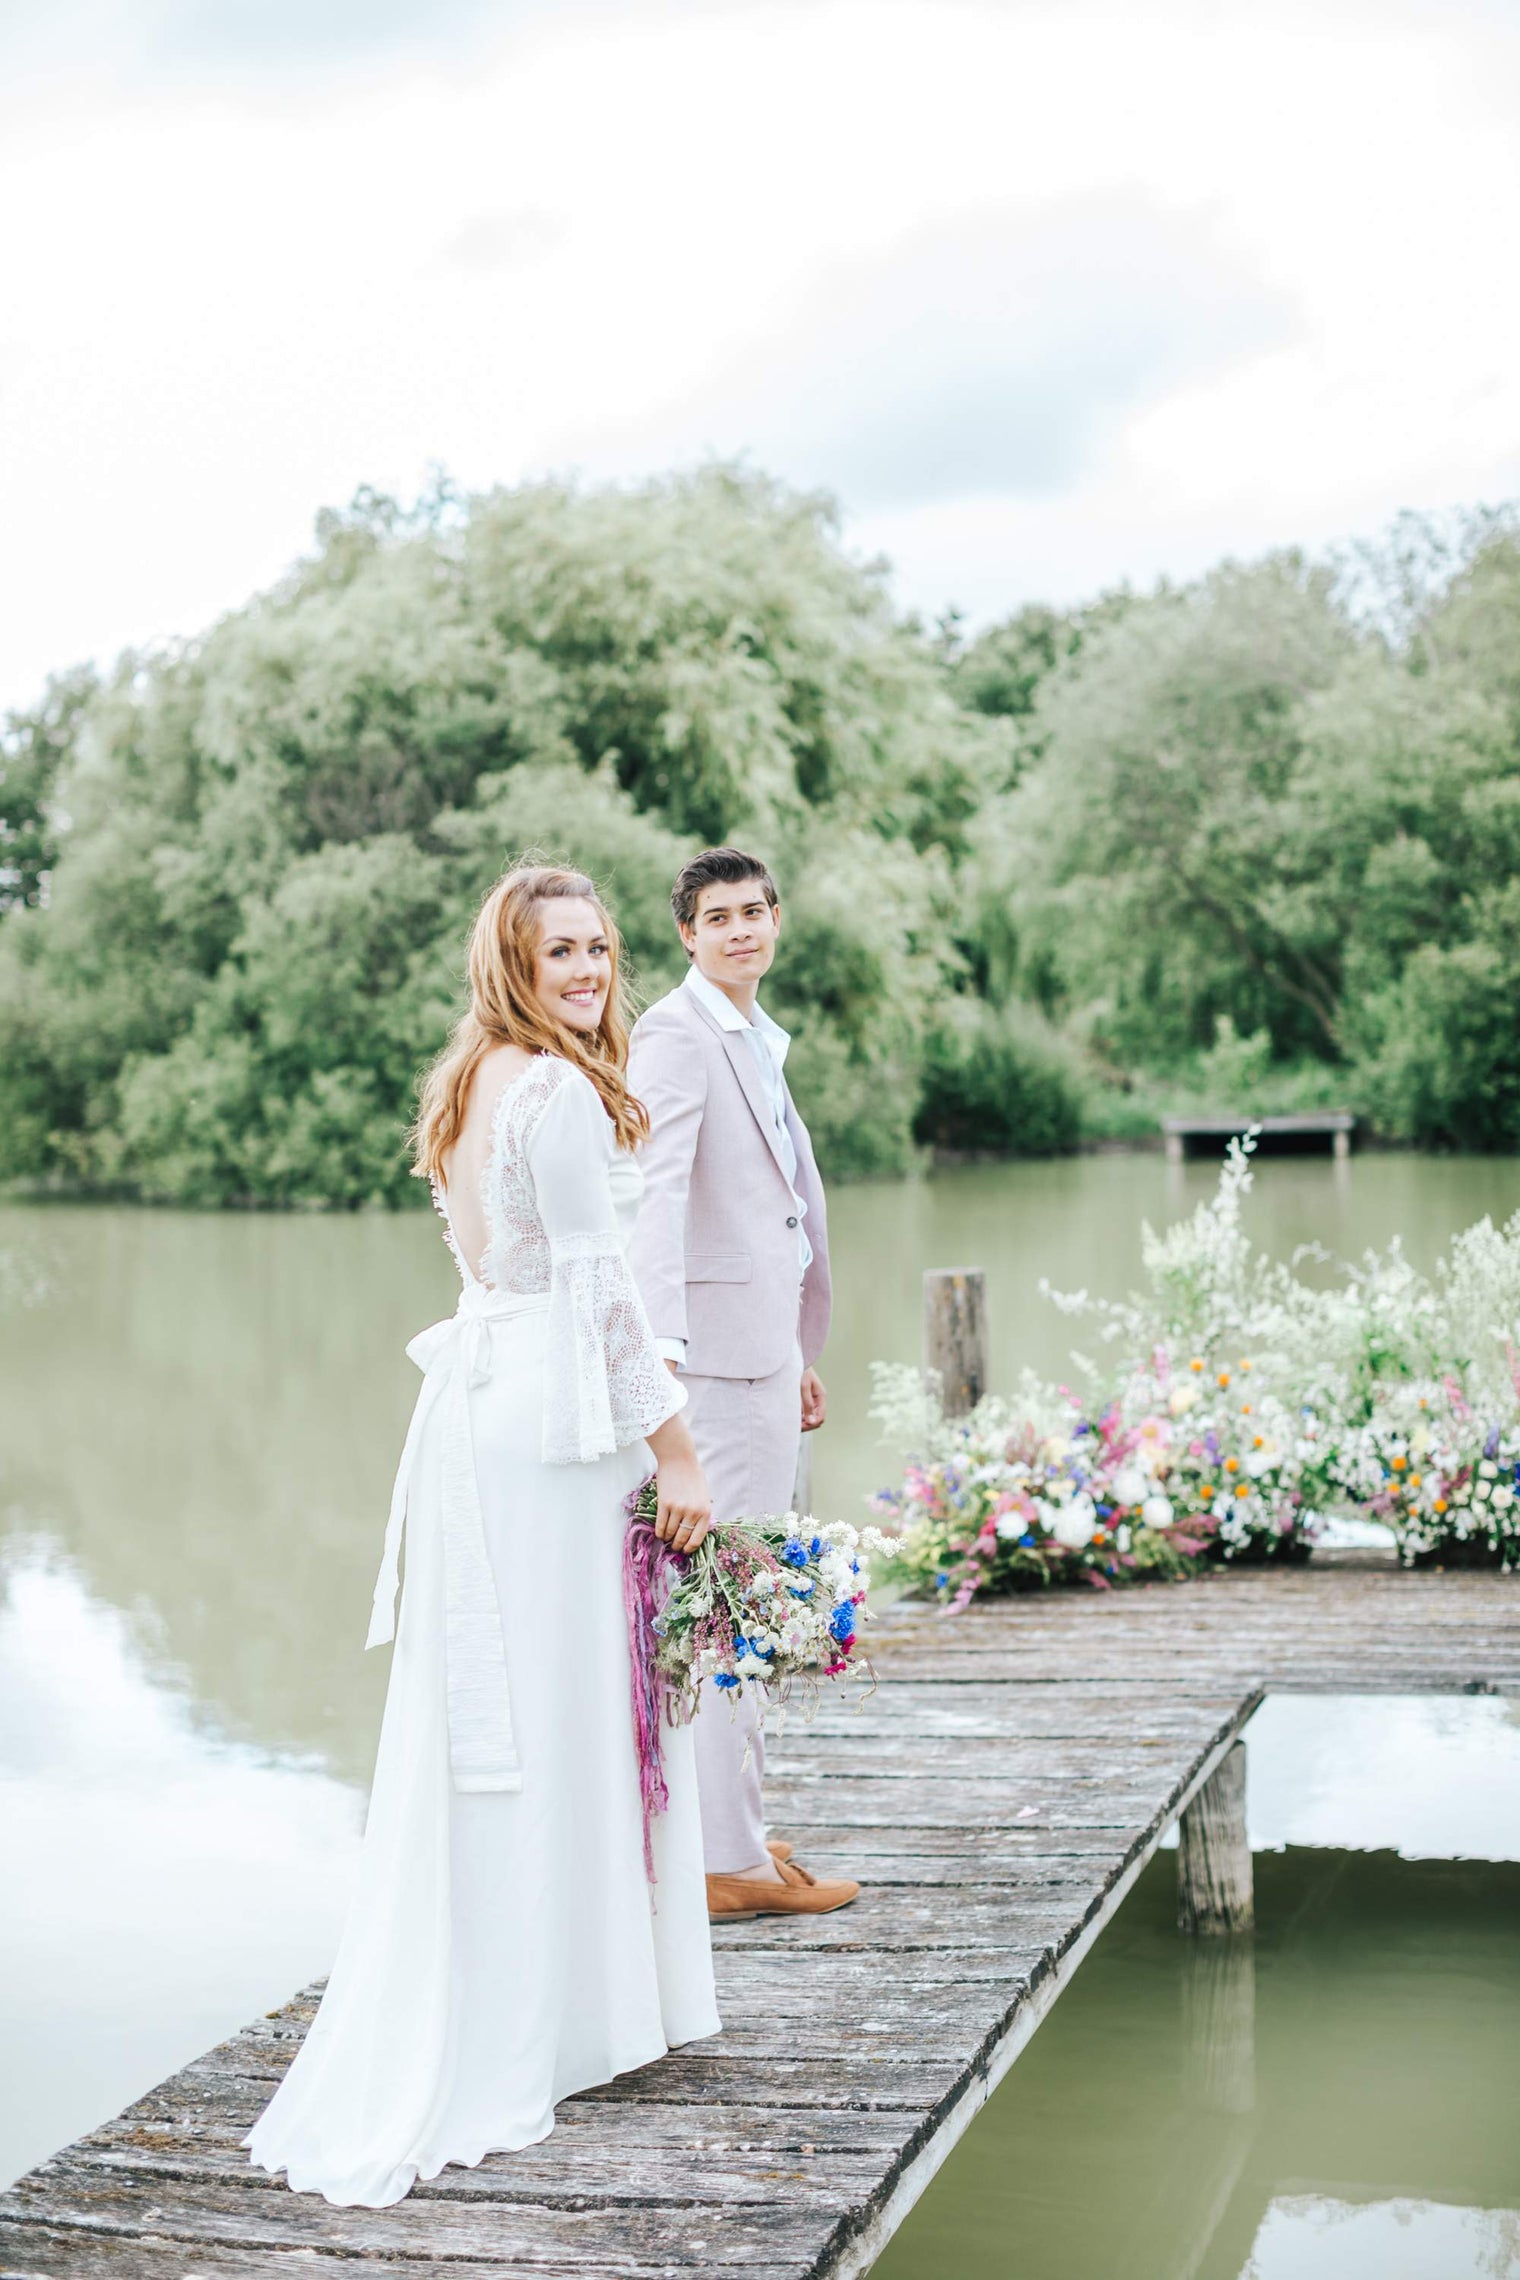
[1168,1385,1199,1417]
[1475,1479,1493,1502]
[1049,1493,1097,1550]
[1494,1485,1515,1511]
[1111,1466,1148,1507]
[1480,1460,1499,1479]
[995,1512,1025,1540]
[1141,1494,1175,1529]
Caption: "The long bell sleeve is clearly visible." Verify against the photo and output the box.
[526,1068,687,1466]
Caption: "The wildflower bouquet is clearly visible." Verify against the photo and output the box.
[622,1481,886,1873]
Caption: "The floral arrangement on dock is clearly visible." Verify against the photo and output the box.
[871,1136,1520,1602]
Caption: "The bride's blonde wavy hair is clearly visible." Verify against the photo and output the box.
[412,864,649,1182]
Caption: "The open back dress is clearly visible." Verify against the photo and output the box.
[245,1052,719,2207]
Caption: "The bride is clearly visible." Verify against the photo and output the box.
[246,864,721,2207]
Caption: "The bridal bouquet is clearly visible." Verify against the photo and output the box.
[623,1480,888,1874]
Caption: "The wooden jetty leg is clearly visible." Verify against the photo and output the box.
[1180,1939,1257,2115]
[1177,1740,1254,1935]
[923,1268,987,1416]
[1333,1126,1351,1161]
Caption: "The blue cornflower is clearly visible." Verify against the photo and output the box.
[828,1602,856,1644]
[781,1538,809,1568]
[789,1581,815,1599]
[850,1559,861,1576]
[809,1535,824,1559]
[714,1672,740,1690]
[733,1633,774,1661]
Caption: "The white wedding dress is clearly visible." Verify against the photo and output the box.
[246,1053,720,2207]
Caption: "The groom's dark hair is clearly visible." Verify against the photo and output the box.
[671,847,778,933]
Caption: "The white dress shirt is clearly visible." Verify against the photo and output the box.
[656,965,811,1367]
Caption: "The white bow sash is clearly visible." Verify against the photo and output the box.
[366,1283,548,1794]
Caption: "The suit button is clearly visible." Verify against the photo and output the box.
[786,1215,799,1227]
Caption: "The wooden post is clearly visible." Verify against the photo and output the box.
[1333,1126,1351,1161]
[924,1269,987,1416]
[1177,1740,1254,1935]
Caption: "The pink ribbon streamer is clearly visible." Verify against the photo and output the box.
[622,1478,684,1882]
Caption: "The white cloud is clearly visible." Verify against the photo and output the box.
[1,0,1517,709]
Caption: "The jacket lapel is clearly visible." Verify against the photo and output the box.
[679,985,792,1183]
[721,1030,793,1183]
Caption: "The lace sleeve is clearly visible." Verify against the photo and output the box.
[525,1070,685,1466]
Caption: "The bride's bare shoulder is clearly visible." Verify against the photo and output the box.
[466,1042,539,1120]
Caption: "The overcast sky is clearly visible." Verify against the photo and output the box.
[2,0,1518,713]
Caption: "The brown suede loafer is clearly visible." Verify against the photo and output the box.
[707,1857,861,1921]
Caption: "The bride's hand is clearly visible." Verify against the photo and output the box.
[654,1450,712,1553]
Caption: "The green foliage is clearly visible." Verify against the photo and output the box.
[7,474,1520,1202]
[913,997,1085,1156]
[1355,883,1520,1150]
[0,468,998,1202]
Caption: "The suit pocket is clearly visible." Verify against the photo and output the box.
[687,1254,752,1283]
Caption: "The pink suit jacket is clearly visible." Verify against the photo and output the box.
[626,982,832,1382]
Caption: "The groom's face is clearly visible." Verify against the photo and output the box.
[682,881,781,989]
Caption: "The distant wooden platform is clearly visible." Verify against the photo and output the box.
[4,1562,1517,2280]
[1162,1112,1356,1162]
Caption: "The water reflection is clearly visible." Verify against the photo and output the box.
[1243,2197,1520,2279]
[1245,1695,1520,1861]
[0,1541,361,2187]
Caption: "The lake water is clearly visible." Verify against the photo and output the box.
[4,1149,1520,2197]
[874,1695,1520,2280]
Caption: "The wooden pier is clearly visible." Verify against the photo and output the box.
[3,1559,1517,2280]
[1162,1112,1356,1162]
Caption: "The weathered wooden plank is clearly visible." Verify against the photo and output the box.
[0,2165,831,2269]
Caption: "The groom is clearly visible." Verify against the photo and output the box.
[629,848,860,1920]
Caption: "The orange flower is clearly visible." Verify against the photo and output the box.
[1434,1497,1448,1513]
[1217,1371,1231,1388]
[1410,1474,1423,1489]
[1224,1456,1240,1473]
[1240,1359,1253,1373]
[1190,1358,1204,1373]
[1391,1455,1407,1471]
[1252,1434,1264,1449]
[1235,1483,1250,1498]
